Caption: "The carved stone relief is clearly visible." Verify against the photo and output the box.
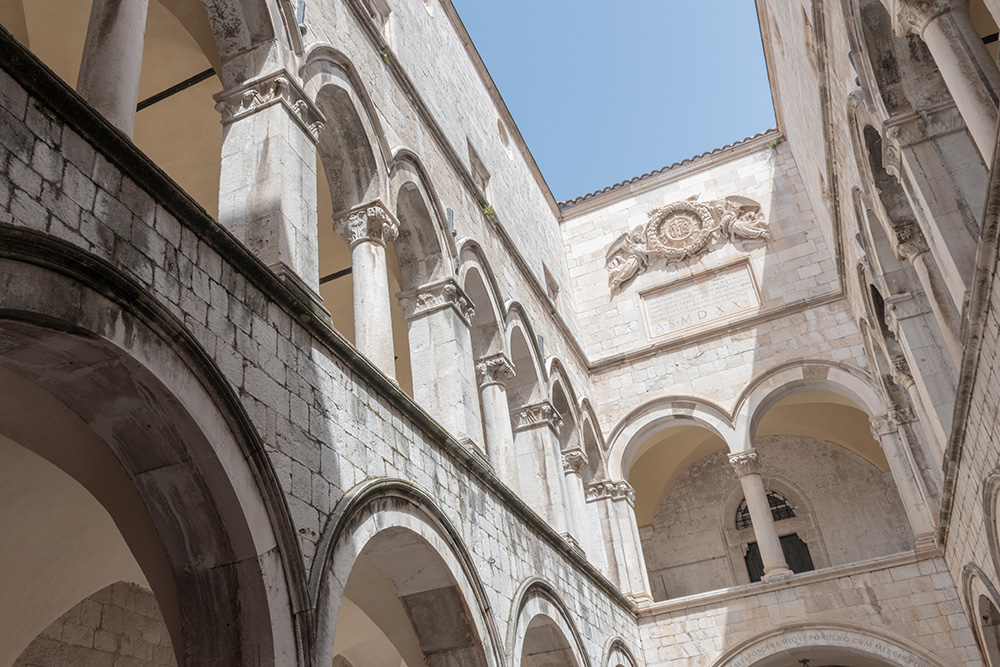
[214,69,326,141]
[511,401,562,434]
[606,195,770,292]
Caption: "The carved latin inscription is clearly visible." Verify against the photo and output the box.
[640,262,761,338]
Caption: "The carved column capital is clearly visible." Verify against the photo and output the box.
[586,481,635,505]
[890,356,916,388]
[870,414,899,438]
[397,278,476,325]
[728,449,762,478]
[894,223,930,262]
[214,69,326,142]
[476,353,515,388]
[893,0,958,36]
[511,401,562,435]
[334,201,399,248]
[562,447,589,476]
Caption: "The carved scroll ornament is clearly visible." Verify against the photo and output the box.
[606,195,770,292]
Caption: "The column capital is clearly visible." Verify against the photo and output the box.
[334,200,399,248]
[893,223,930,262]
[397,278,476,325]
[511,400,562,435]
[870,414,899,438]
[214,69,326,142]
[562,447,589,476]
[728,449,762,477]
[476,352,515,388]
[890,355,916,388]
[585,481,635,505]
[892,0,959,36]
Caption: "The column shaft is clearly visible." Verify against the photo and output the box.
[729,450,792,580]
[871,415,937,550]
[477,354,517,488]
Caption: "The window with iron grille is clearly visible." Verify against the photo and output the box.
[735,490,795,529]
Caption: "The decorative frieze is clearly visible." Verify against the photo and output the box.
[561,447,589,475]
[214,69,326,142]
[397,278,476,324]
[606,195,770,292]
[475,353,515,388]
[585,481,636,505]
[511,401,562,434]
[728,449,762,478]
[334,200,399,248]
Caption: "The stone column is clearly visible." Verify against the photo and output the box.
[885,348,950,465]
[398,278,483,449]
[476,353,517,487]
[511,402,569,536]
[893,224,963,366]
[894,0,1000,159]
[334,201,398,378]
[586,481,653,604]
[870,414,938,552]
[728,450,792,580]
[562,447,589,556]
[216,71,325,301]
[77,0,149,137]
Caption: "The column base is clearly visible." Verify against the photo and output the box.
[762,566,794,581]
[914,532,940,554]
[625,591,654,608]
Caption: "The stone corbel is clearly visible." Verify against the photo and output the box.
[511,401,562,435]
[728,449,762,477]
[561,447,589,476]
[892,0,957,36]
[214,69,326,142]
[475,352,515,388]
[397,278,476,325]
[334,200,399,248]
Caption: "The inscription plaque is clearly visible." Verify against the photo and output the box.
[640,262,761,338]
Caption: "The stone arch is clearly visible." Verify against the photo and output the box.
[601,637,640,667]
[310,479,502,667]
[509,581,588,667]
[734,360,887,440]
[984,471,1000,583]
[504,303,548,407]
[388,152,454,290]
[199,0,281,84]
[458,240,507,359]
[579,399,609,484]
[606,396,734,482]
[0,249,302,666]
[964,564,1000,666]
[711,621,952,667]
[549,359,582,442]
[302,45,388,215]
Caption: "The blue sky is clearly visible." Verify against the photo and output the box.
[451,1,776,202]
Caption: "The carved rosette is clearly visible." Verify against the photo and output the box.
[475,353,515,388]
[214,70,326,142]
[606,195,770,293]
[893,224,930,262]
[892,0,956,36]
[334,201,399,248]
[728,449,762,478]
[561,447,589,476]
[585,481,636,505]
[397,278,476,325]
[511,401,562,434]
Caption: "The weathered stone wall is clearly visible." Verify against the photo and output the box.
[639,554,979,666]
[14,581,175,667]
[641,436,912,601]
[0,47,641,664]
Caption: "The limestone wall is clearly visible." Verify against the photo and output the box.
[641,436,912,601]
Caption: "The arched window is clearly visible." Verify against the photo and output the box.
[735,490,795,529]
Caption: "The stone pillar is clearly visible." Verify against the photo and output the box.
[476,353,517,487]
[334,201,398,378]
[398,278,483,449]
[893,224,963,366]
[511,402,569,536]
[561,447,589,556]
[586,481,653,604]
[894,0,1000,159]
[883,107,983,310]
[77,0,149,137]
[870,414,938,552]
[215,71,325,300]
[885,348,950,466]
[728,450,793,580]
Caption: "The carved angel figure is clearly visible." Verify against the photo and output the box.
[714,196,770,242]
[606,228,649,292]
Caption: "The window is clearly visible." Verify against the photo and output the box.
[469,143,491,201]
[735,490,795,530]
[744,534,815,582]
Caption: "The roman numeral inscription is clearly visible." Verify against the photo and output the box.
[640,262,761,338]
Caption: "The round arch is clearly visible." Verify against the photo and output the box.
[601,637,640,667]
[964,564,1000,666]
[508,581,589,667]
[310,479,503,667]
[388,154,455,290]
[0,252,301,666]
[458,240,509,355]
[711,621,952,667]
